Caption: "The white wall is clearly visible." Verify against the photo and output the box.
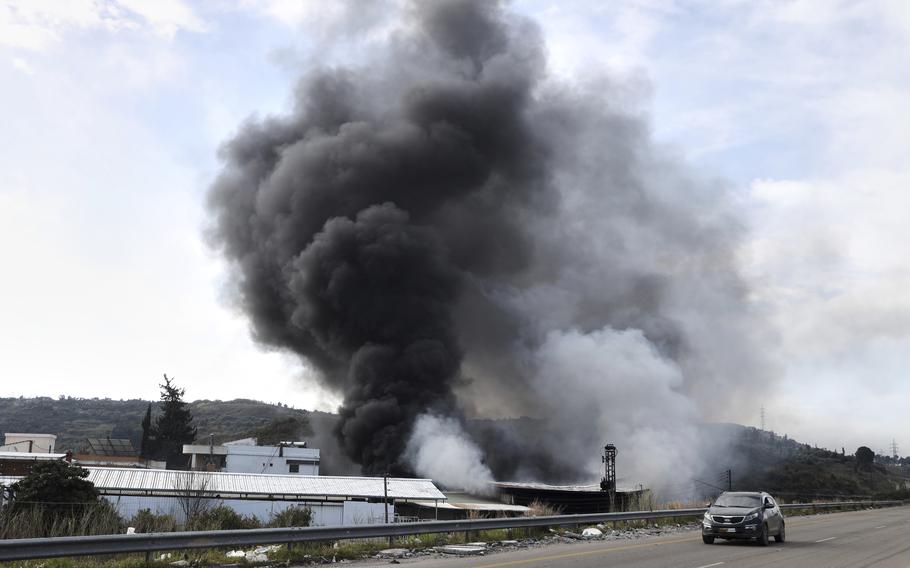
[224,446,319,475]
[2,434,56,453]
[104,495,389,527]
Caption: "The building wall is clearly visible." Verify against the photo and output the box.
[2,434,56,453]
[224,446,319,476]
[104,495,390,527]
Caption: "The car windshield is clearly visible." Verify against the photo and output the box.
[713,494,762,508]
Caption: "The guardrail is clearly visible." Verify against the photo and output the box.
[0,500,902,561]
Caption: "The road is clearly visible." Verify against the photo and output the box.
[354,506,910,568]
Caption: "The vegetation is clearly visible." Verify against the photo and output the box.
[245,416,313,445]
[9,460,99,512]
[146,375,197,468]
[0,396,315,453]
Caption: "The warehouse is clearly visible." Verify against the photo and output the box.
[84,467,443,526]
[0,467,446,526]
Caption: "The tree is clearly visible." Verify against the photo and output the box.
[139,403,153,459]
[10,460,99,515]
[855,446,874,470]
[153,374,197,468]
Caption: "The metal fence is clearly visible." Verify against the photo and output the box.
[0,500,902,561]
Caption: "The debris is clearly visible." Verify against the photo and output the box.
[582,527,603,538]
[438,545,486,556]
[499,540,519,546]
[225,550,245,558]
[377,548,409,558]
[169,561,189,567]
[125,527,136,535]
[466,542,488,547]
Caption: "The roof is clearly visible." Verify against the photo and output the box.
[3,433,56,439]
[86,438,137,457]
[83,467,446,501]
[493,481,643,493]
[0,452,67,460]
[411,500,529,512]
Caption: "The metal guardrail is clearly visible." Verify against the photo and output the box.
[0,500,902,561]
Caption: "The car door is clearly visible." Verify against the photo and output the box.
[764,496,781,532]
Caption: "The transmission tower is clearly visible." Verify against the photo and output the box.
[891,439,899,459]
[601,444,617,511]
[760,405,766,431]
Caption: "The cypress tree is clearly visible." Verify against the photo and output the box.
[154,374,197,468]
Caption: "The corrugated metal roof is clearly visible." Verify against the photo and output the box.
[411,500,529,512]
[493,481,642,493]
[84,467,446,501]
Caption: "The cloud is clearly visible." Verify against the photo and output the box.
[0,0,205,51]
[11,56,34,74]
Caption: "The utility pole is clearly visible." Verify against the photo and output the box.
[725,469,733,491]
[384,474,392,547]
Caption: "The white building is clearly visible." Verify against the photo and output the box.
[1,433,57,453]
[183,438,320,475]
[88,467,443,525]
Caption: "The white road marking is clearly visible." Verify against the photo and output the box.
[815,537,837,543]
[694,563,725,568]
[874,525,887,529]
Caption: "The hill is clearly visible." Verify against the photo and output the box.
[2,397,908,497]
[704,423,910,500]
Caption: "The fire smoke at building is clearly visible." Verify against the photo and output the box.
[207,0,773,490]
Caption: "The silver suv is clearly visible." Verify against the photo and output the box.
[702,491,785,545]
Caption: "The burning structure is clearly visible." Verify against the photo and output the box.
[207,0,771,492]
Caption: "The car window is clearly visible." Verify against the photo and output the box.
[714,494,762,507]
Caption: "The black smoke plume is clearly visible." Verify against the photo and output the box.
[208,0,773,484]
[208,0,548,475]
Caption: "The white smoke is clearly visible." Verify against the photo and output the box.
[405,414,494,495]
[529,327,699,491]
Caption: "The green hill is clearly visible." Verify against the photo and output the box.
[2,397,908,497]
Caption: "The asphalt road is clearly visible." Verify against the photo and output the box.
[355,505,910,568]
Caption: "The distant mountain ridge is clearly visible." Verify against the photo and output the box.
[2,397,908,498]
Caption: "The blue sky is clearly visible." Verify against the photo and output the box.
[2,0,909,455]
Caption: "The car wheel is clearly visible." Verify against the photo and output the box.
[758,523,770,546]
[702,535,715,544]
[774,521,785,543]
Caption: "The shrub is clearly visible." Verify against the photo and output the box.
[269,505,312,528]
[129,508,179,533]
[190,505,261,531]
[11,460,99,515]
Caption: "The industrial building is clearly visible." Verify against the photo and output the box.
[182,438,320,475]
[1,466,446,526]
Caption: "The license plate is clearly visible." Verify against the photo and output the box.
[722,528,736,533]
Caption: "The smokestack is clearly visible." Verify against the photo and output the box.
[207,0,772,486]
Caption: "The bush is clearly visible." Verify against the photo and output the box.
[11,460,99,515]
[129,508,179,533]
[0,500,124,539]
[268,505,312,528]
[190,505,261,531]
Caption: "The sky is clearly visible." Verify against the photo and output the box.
[1,0,909,455]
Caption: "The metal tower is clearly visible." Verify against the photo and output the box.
[601,444,617,511]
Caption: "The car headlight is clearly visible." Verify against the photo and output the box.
[744,512,759,521]
[703,512,712,522]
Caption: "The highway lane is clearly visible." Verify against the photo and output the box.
[353,506,910,568]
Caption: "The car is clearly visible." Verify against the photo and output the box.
[701,491,785,545]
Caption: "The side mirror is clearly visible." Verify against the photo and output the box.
[764,502,773,509]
